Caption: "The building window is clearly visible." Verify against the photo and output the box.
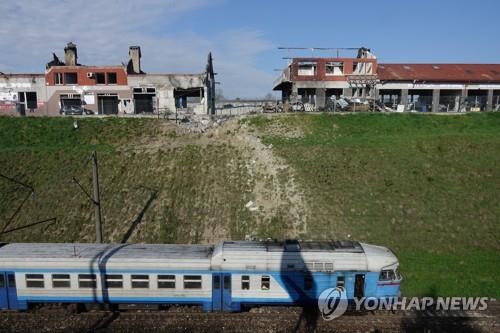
[131,275,149,289]
[158,275,176,289]
[54,72,63,85]
[326,62,343,75]
[261,275,270,290]
[26,274,45,288]
[78,274,97,288]
[64,72,78,85]
[241,275,250,290]
[107,73,117,84]
[52,274,71,288]
[184,275,202,289]
[96,73,106,84]
[105,274,123,288]
[304,274,313,291]
[297,62,317,76]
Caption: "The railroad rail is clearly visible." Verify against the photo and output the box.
[0,303,499,333]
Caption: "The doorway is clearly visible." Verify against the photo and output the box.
[0,272,20,310]
[97,95,119,115]
[133,87,156,114]
[354,274,365,299]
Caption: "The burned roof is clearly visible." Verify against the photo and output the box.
[378,63,500,83]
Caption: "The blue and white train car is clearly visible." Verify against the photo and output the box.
[0,240,402,312]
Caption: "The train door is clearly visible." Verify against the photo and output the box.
[354,274,365,299]
[212,273,222,311]
[222,273,232,311]
[7,273,20,309]
[1,272,20,310]
[0,273,7,309]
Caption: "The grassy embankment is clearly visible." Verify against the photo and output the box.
[0,117,254,244]
[0,113,499,297]
[243,113,500,297]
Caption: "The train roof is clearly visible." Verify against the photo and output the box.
[0,243,213,260]
[221,240,364,253]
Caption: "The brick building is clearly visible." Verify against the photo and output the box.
[273,48,500,112]
[0,43,216,116]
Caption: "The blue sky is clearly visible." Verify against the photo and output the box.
[1,0,499,98]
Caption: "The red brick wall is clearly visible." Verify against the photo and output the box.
[45,66,128,86]
[290,58,378,82]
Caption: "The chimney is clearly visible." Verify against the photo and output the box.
[128,46,141,74]
[64,42,78,66]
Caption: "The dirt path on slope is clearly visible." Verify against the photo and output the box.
[218,117,309,238]
[118,116,309,241]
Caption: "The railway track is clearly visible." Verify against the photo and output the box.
[0,304,499,333]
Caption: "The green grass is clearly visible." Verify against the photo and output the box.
[243,113,500,297]
[0,116,255,244]
[1,114,499,297]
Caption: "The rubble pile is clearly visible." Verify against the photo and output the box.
[176,114,230,133]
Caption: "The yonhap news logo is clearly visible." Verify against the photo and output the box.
[317,286,348,320]
[318,288,492,321]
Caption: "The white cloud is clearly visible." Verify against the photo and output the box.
[0,0,275,98]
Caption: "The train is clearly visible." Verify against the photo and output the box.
[0,240,402,312]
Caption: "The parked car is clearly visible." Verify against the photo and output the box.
[59,105,94,116]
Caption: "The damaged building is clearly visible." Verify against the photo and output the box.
[0,43,216,116]
[273,47,500,112]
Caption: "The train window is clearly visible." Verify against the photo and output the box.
[105,275,123,288]
[52,274,71,288]
[0,275,4,288]
[78,274,97,288]
[304,274,313,291]
[184,275,202,289]
[8,274,15,288]
[131,275,149,289]
[158,275,176,289]
[212,276,220,289]
[26,274,44,288]
[379,270,396,281]
[261,276,270,290]
[337,276,345,288]
[223,276,231,290]
[241,276,250,290]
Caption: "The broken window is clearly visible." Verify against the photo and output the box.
[326,62,343,75]
[297,62,317,76]
[96,73,106,84]
[26,92,37,109]
[54,72,63,85]
[107,72,117,84]
[64,72,78,85]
